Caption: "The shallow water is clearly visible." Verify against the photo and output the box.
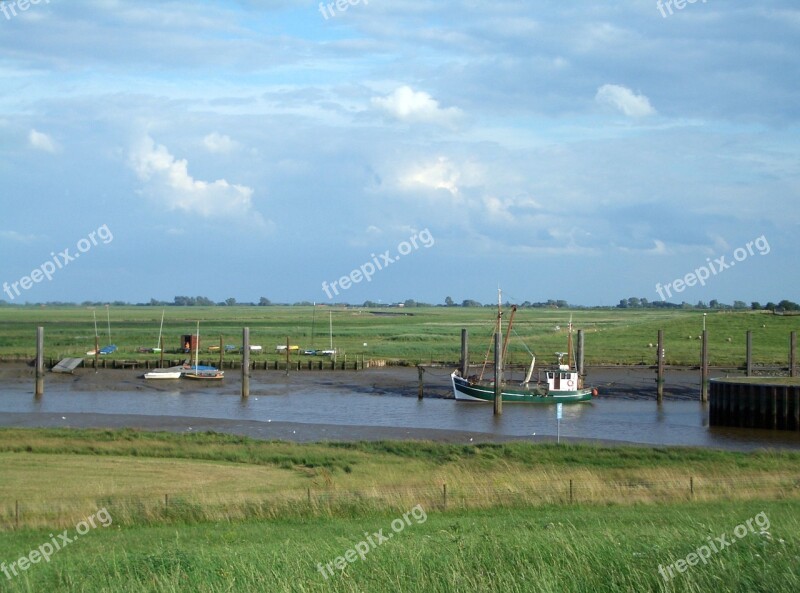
[1,369,799,450]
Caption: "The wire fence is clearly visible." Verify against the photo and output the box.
[3,474,798,531]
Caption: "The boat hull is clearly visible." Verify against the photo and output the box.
[451,372,592,404]
[144,371,181,380]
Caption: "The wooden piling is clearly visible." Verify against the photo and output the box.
[219,335,224,369]
[700,330,709,402]
[417,365,424,400]
[790,331,797,378]
[242,328,250,397]
[35,327,44,396]
[657,329,664,403]
[285,336,290,377]
[460,329,469,378]
[493,331,502,415]
[746,330,753,377]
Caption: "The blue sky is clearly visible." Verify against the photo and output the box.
[1,0,798,306]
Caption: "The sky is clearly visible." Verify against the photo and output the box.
[0,0,798,307]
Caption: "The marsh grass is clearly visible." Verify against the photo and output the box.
[1,429,799,530]
[0,306,795,365]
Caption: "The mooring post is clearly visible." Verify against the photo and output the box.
[35,326,44,397]
[460,328,469,378]
[242,328,250,397]
[790,331,797,378]
[285,336,290,377]
[701,330,709,403]
[417,365,424,400]
[577,329,585,385]
[657,329,664,403]
[219,335,224,369]
[494,331,503,415]
[746,330,753,377]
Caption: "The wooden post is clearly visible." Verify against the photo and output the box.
[285,336,290,376]
[417,365,424,400]
[35,327,44,396]
[242,328,250,397]
[569,479,573,504]
[746,330,753,377]
[460,329,469,378]
[701,330,709,403]
[442,483,447,510]
[577,329,585,385]
[219,335,224,369]
[493,331,503,415]
[790,332,797,378]
[15,499,19,528]
[690,476,694,497]
[657,329,664,403]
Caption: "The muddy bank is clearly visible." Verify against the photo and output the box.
[0,363,729,400]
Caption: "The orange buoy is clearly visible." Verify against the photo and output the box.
[591,388,599,397]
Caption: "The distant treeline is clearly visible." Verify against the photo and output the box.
[1,295,798,311]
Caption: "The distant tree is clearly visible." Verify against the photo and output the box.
[696,301,708,309]
[617,299,628,309]
[709,299,720,309]
[733,301,747,310]
[556,300,569,309]
[462,299,482,307]
[765,302,777,311]
[778,300,800,311]
[627,297,641,308]
[751,302,762,310]
[640,298,649,308]
[444,296,454,307]
[403,299,417,308]
[258,297,271,306]
[196,296,215,306]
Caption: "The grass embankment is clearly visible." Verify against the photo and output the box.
[1,429,799,529]
[0,306,797,365]
[0,501,797,592]
[1,429,798,591]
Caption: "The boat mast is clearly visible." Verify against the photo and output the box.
[105,304,111,342]
[195,320,200,370]
[567,315,573,369]
[310,302,316,349]
[156,309,165,348]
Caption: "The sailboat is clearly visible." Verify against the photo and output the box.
[184,321,224,380]
[318,310,337,356]
[97,305,117,355]
[450,292,594,404]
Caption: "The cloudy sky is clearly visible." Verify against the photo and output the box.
[1,0,798,306]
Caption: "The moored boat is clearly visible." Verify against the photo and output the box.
[144,370,182,380]
[451,292,595,404]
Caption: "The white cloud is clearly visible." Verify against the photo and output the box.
[28,129,59,153]
[403,157,462,197]
[595,84,656,118]
[203,132,239,154]
[129,134,265,224]
[0,230,39,243]
[372,86,463,127]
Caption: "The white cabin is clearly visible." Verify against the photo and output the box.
[546,369,580,392]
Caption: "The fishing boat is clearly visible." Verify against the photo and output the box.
[183,321,224,380]
[451,293,595,404]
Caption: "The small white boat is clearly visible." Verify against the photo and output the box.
[144,370,182,380]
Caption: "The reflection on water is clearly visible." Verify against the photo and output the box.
[2,381,799,450]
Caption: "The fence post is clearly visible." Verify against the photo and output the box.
[569,479,573,504]
[690,477,694,498]
[164,494,169,509]
[442,483,447,510]
[15,499,19,528]
[307,487,311,505]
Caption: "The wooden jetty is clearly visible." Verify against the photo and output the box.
[709,377,800,432]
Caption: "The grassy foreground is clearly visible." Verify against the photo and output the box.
[0,501,797,592]
[0,305,797,365]
[1,429,799,591]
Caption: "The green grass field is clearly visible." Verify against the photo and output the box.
[0,430,798,592]
[0,305,798,366]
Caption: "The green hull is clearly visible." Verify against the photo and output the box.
[451,373,592,404]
